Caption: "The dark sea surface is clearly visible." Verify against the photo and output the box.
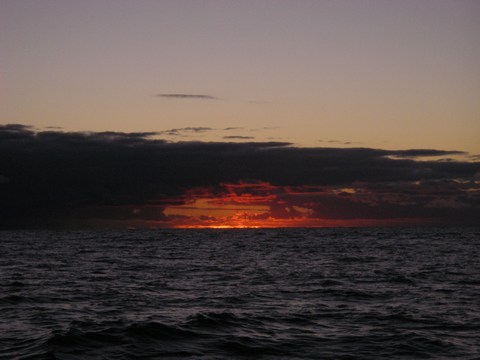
[1,228,479,359]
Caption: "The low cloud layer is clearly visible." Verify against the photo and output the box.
[1,124,479,228]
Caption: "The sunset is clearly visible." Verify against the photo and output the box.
[1,124,478,229]
[1,1,479,358]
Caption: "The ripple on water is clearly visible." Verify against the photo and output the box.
[0,227,479,359]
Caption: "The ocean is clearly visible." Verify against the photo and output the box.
[0,228,479,359]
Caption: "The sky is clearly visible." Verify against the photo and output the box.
[1,0,479,228]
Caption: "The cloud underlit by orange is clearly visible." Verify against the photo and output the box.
[1,125,478,229]
[161,181,446,229]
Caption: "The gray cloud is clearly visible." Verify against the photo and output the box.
[388,149,465,158]
[0,175,10,184]
[319,140,364,145]
[158,127,213,136]
[223,136,255,140]
[156,94,219,100]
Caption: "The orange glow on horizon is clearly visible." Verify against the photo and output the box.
[167,217,422,229]
[157,182,439,229]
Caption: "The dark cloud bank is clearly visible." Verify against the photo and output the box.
[0,124,479,229]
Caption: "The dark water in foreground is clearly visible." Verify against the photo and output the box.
[1,228,479,359]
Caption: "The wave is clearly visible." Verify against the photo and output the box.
[2,318,465,359]
[1,227,479,359]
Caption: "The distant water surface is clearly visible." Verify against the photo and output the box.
[1,228,479,359]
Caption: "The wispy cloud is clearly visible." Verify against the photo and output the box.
[157,126,266,137]
[156,94,219,100]
[319,139,364,145]
[223,136,255,140]
[319,140,341,143]
[158,127,213,136]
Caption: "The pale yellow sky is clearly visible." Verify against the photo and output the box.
[1,0,479,153]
